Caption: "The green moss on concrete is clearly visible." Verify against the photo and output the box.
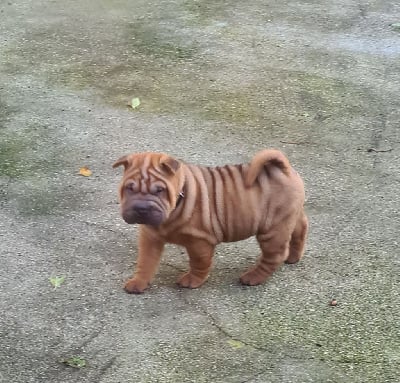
[0,135,29,178]
[293,72,366,116]
[183,0,233,24]
[0,125,80,216]
[3,9,376,134]
[148,333,266,382]
[0,99,16,126]
[236,273,398,382]
[124,20,197,61]
[0,126,61,179]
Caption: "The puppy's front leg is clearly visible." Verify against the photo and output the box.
[178,240,215,289]
[124,226,165,294]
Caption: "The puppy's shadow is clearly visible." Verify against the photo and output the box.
[158,239,260,287]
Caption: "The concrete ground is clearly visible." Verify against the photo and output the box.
[1,0,399,382]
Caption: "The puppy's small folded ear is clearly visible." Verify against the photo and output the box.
[112,155,129,169]
[160,156,181,174]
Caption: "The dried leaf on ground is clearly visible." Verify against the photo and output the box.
[79,166,92,177]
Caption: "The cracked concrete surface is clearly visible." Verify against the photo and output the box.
[1,0,399,382]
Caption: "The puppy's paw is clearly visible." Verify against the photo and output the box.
[284,252,303,264]
[239,268,268,286]
[177,272,207,289]
[124,278,149,294]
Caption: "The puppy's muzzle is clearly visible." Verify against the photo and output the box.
[122,200,165,226]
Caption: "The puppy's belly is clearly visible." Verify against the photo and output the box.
[206,208,261,243]
[220,222,258,243]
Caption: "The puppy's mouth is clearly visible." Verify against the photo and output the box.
[122,201,166,226]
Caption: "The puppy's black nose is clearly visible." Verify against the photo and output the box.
[133,202,151,216]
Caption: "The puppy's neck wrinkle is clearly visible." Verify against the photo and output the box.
[175,188,185,208]
[158,166,214,241]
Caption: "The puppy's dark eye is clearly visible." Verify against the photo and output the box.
[155,186,165,193]
[125,182,136,192]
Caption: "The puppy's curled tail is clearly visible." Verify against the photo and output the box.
[245,149,291,187]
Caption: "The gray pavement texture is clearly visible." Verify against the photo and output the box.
[0,0,399,382]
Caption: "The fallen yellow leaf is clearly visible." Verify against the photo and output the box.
[227,339,245,349]
[79,167,92,177]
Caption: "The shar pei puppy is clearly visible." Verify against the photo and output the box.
[113,149,308,294]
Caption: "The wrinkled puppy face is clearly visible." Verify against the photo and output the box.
[113,153,182,226]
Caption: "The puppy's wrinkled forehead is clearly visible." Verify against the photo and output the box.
[128,153,163,180]
[113,152,180,180]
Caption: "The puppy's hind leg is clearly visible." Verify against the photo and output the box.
[240,230,290,286]
[285,211,308,264]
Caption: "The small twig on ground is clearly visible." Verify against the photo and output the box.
[279,140,311,145]
[279,140,336,152]
[366,148,393,153]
